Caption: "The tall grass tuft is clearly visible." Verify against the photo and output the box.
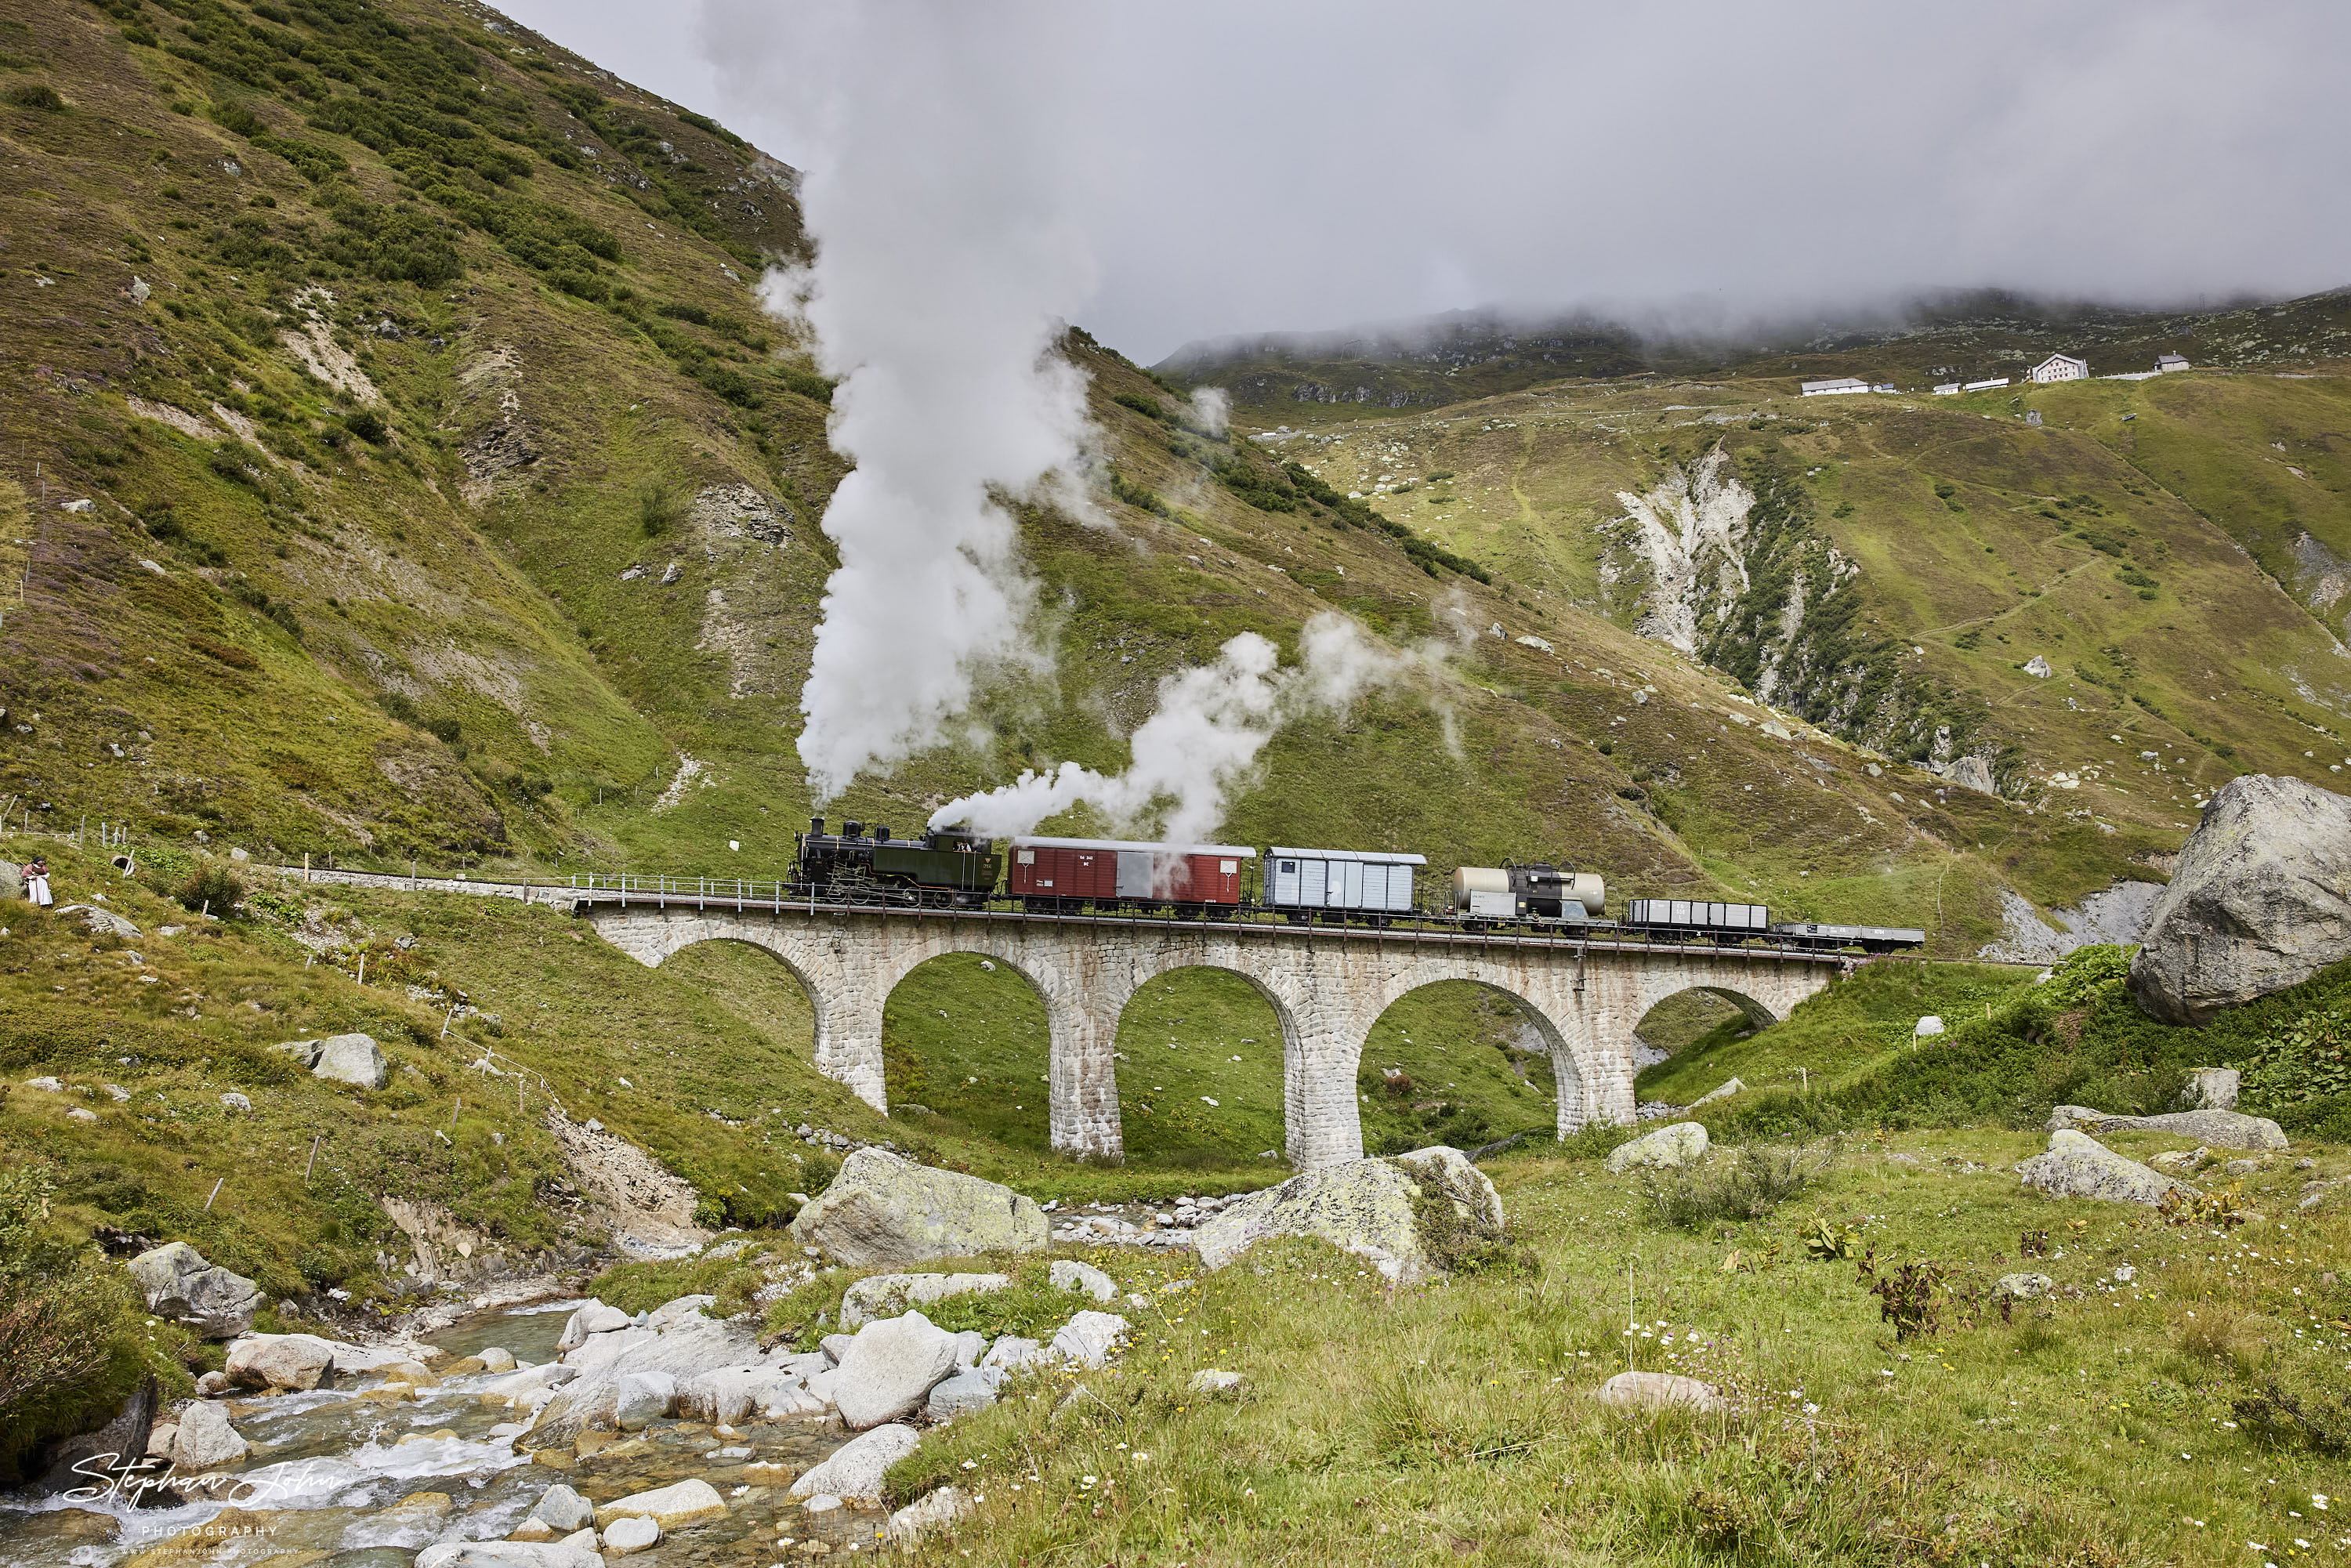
[1639,1143,1832,1231]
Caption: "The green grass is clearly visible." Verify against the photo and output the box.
[877,1128,2351,1565]
[1639,958,2030,1107]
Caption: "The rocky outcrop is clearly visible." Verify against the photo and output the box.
[1607,1122,1708,1173]
[2046,1106,2286,1152]
[128,1243,261,1339]
[2129,774,2351,1023]
[2016,1130,2194,1205]
[789,1149,1049,1266]
[1192,1146,1505,1284]
[523,1309,763,1449]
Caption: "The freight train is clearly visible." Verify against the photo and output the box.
[792,818,1925,953]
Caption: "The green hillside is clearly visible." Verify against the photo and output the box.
[9,0,2351,1542]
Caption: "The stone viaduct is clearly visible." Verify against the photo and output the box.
[582,900,1842,1172]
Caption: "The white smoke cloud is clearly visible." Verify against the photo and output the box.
[1187,386,1230,438]
[929,610,1454,843]
[707,4,1110,802]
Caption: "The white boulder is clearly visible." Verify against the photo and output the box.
[788,1423,921,1505]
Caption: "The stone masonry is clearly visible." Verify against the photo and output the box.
[586,905,1833,1171]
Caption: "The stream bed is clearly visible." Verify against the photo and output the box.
[0,1295,882,1567]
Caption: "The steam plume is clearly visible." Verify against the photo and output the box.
[707,4,1106,802]
[929,610,1455,843]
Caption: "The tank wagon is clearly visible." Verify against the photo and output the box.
[1451,862,1607,922]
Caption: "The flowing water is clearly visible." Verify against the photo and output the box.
[0,1297,881,1567]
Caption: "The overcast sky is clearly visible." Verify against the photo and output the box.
[494,1,2351,364]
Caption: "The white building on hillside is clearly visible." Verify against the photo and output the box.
[1963,378,2010,392]
[2029,353,2089,383]
[2157,353,2190,372]
[1800,377,1871,397]
[1933,383,1962,395]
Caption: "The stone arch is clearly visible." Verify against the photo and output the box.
[1108,962,1296,1168]
[876,948,1058,1153]
[653,933,823,1059]
[1367,972,1591,1150]
[1358,977,1572,1153]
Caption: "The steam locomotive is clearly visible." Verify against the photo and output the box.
[791,819,1924,954]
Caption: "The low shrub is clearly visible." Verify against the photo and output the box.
[1855,1249,1945,1340]
[175,864,245,918]
[1639,1143,1831,1231]
[2231,1367,2351,1455]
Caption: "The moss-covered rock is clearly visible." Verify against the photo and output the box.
[1192,1146,1504,1284]
[788,1150,1047,1266]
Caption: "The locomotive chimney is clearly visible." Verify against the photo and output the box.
[809,816,825,835]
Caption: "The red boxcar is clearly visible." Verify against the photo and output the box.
[1009,837,1254,907]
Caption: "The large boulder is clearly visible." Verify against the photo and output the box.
[127,1243,262,1339]
[788,1423,921,1505]
[225,1333,338,1392]
[832,1311,960,1430]
[2016,1129,2195,1205]
[840,1271,1011,1329]
[273,1032,389,1090]
[2129,774,2351,1023]
[1607,1123,1709,1174]
[2045,1106,2286,1152]
[1192,1146,1503,1284]
[170,1400,248,1469]
[789,1149,1048,1266]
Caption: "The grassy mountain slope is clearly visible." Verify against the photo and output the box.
[1248,369,2351,931]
